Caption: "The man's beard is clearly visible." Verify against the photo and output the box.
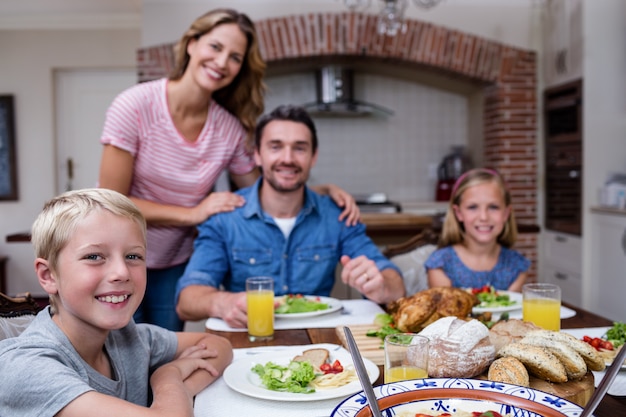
[265,165,307,193]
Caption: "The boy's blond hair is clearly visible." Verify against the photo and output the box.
[31,188,146,312]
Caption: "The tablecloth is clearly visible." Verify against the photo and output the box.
[193,344,358,417]
[563,327,626,396]
[205,299,385,332]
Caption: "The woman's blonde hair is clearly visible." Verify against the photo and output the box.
[31,188,146,313]
[169,8,266,143]
[439,168,518,248]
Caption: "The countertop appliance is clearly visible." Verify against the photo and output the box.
[435,145,473,201]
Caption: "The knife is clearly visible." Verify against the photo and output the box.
[343,326,383,417]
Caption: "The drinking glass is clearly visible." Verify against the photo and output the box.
[246,276,274,342]
[384,333,429,383]
[522,283,561,331]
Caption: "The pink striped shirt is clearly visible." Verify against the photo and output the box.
[100,78,255,268]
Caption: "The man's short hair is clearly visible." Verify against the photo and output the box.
[254,105,318,153]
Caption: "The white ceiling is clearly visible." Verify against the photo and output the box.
[0,0,142,30]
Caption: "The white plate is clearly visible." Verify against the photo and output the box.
[472,290,523,314]
[331,378,585,417]
[274,295,342,319]
[223,343,379,402]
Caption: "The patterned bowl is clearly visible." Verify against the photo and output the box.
[331,378,587,417]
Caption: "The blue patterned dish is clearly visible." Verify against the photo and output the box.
[330,378,587,417]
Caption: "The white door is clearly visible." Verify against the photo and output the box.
[55,69,136,194]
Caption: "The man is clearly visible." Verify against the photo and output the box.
[175,105,405,328]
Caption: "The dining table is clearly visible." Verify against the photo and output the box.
[201,301,625,417]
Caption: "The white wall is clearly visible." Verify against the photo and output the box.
[0,29,140,296]
[581,0,626,308]
[142,0,542,50]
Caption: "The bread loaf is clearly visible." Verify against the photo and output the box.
[488,319,541,354]
[419,316,495,378]
[525,329,606,372]
[488,356,529,387]
[497,342,568,383]
[520,334,588,379]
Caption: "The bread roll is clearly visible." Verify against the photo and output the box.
[520,334,587,379]
[525,329,606,372]
[488,356,530,387]
[488,319,541,353]
[498,342,567,383]
[419,317,496,378]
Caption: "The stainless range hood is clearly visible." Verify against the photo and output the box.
[302,66,394,117]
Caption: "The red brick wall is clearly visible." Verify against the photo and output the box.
[137,12,538,281]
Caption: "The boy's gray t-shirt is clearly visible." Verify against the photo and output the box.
[0,307,178,417]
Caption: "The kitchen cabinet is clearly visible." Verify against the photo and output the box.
[541,231,582,306]
[588,210,626,322]
[543,0,583,88]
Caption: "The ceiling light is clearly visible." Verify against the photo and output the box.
[342,0,443,36]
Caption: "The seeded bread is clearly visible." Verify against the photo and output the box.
[488,356,530,387]
[520,334,588,379]
[525,329,606,372]
[498,342,568,383]
[292,348,329,368]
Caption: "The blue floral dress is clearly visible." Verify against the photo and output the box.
[424,245,530,290]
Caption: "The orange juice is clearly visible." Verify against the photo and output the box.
[247,290,274,339]
[384,366,428,383]
[523,298,560,331]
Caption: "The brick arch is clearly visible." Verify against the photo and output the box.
[254,13,537,225]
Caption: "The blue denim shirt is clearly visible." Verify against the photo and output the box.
[175,178,400,300]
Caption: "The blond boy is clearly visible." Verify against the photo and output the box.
[0,188,232,417]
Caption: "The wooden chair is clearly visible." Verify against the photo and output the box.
[0,292,42,339]
[383,228,440,296]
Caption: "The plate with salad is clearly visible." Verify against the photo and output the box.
[469,286,522,314]
[223,343,379,401]
[274,295,342,319]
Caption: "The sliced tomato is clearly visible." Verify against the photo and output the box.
[319,363,331,373]
[600,340,614,350]
[590,338,602,349]
[331,359,343,373]
[582,335,592,343]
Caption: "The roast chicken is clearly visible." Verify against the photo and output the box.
[387,287,478,332]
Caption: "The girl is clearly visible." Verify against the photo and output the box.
[425,168,530,291]
[98,9,359,330]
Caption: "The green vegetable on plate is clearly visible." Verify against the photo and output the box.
[251,360,317,393]
[605,321,626,348]
[274,294,329,314]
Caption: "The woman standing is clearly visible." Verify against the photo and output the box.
[99,9,358,331]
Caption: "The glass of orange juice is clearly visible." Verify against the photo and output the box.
[522,283,561,331]
[384,333,429,383]
[246,276,274,342]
